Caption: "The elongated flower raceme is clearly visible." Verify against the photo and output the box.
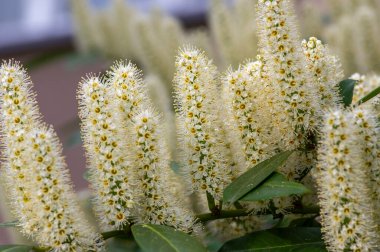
[174,47,230,200]
[222,60,277,171]
[256,0,315,147]
[0,61,103,251]
[26,127,103,251]
[317,109,379,251]
[78,75,135,231]
[0,60,40,235]
[130,109,197,233]
[352,107,380,231]
[302,37,343,116]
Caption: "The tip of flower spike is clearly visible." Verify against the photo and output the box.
[0,60,28,90]
[108,60,143,82]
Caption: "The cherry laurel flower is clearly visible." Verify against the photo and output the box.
[26,127,104,251]
[107,60,148,123]
[257,0,316,147]
[78,75,135,231]
[317,108,379,251]
[0,61,103,251]
[130,109,197,233]
[302,37,343,117]
[222,60,276,172]
[174,47,230,200]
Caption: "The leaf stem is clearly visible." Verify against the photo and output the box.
[196,209,250,223]
[101,224,132,240]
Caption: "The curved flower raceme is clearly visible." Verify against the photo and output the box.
[0,61,103,251]
[0,61,40,235]
[174,47,230,200]
[256,0,316,148]
[302,37,343,117]
[130,109,197,233]
[26,127,103,251]
[78,75,135,231]
[317,108,379,251]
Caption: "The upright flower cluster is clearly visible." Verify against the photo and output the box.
[78,76,135,231]
[257,0,315,147]
[174,48,230,200]
[352,108,380,229]
[0,62,39,234]
[302,37,343,115]
[317,108,379,251]
[0,61,102,251]
[130,109,196,232]
[223,58,281,168]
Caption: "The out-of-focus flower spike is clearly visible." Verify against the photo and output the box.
[78,75,135,231]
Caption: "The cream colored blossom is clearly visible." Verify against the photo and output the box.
[0,61,103,251]
[27,127,103,251]
[302,37,343,116]
[174,47,230,200]
[352,107,380,232]
[257,0,315,148]
[78,75,135,231]
[130,109,197,233]
[317,108,379,251]
[107,60,148,123]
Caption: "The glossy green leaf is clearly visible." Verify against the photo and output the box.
[357,86,380,105]
[219,227,327,252]
[339,79,356,107]
[0,245,35,252]
[0,220,18,228]
[239,172,311,202]
[131,224,207,252]
[223,150,293,204]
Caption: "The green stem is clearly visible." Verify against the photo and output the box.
[196,209,250,223]
[206,192,216,212]
[357,86,380,105]
[102,224,132,240]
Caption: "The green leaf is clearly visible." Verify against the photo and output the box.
[0,220,18,228]
[218,227,327,252]
[223,150,294,204]
[276,214,318,228]
[0,245,35,252]
[239,172,311,202]
[339,79,356,107]
[357,86,380,105]
[131,224,207,252]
